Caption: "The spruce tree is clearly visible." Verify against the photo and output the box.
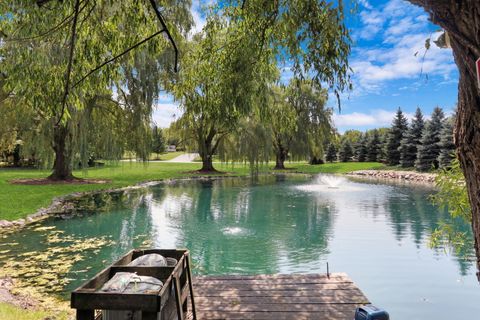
[339,139,353,162]
[367,130,381,162]
[386,108,408,165]
[399,107,424,168]
[151,126,166,155]
[325,143,337,163]
[415,107,445,171]
[438,117,456,169]
[355,134,368,162]
[377,129,389,163]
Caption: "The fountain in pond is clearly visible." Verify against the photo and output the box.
[296,174,364,193]
[319,175,346,189]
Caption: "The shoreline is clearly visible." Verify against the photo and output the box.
[346,169,436,184]
[0,174,246,231]
[0,169,437,231]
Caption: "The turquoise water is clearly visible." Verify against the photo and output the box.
[1,175,479,319]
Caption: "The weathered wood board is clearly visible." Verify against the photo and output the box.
[190,273,369,320]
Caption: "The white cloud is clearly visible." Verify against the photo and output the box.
[190,0,214,36]
[152,101,182,128]
[333,109,414,128]
[351,0,457,95]
[358,0,373,10]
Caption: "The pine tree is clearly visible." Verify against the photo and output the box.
[325,143,337,163]
[386,108,408,165]
[151,126,166,156]
[415,107,445,171]
[367,130,381,162]
[338,139,353,162]
[399,107,424,168]
[377,129,389,163]
[355,134,368,162]
[438,117,456,169]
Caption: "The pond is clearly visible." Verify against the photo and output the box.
[1,174,479,319]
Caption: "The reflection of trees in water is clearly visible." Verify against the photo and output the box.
[385,186,475,275]
[156,177,335,274]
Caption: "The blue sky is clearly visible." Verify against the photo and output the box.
[152,0,459,133]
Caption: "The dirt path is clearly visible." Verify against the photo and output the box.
[166,153,199,163]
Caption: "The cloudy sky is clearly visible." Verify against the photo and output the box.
[152,0,459,133]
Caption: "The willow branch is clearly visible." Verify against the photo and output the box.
[71,30,165,89]
[6,0,87,42]
[149,0,179,72]
[56,0,81,126]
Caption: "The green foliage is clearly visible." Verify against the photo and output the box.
[0,0,192,176]
[366,129,381,162]
[355,134,368,162]
[430,158,472,255]
[437,117,456,169]
[325,143,337,163]
[342,130,363,145]
[151,126,166,155]
[399,107,424,168]
[386,108,408,165]
[415,107,444,171]
[225,0,352,104]
[338,139,353,162]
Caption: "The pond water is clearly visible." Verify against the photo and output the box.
[1,174,479,319]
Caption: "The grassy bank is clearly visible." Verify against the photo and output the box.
[0,303,67,320]
[0,161,384,221]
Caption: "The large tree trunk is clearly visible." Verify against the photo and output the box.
[408,0,480,279]
[274,146,288,170]
[198,131,218,172]
[200,154,215,172]
[49,123,74,180]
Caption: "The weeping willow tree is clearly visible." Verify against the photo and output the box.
[172,15,274,172]
[172,0,351,172]
[0,0,192,179]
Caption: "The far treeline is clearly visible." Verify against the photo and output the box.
[327,107,455,171]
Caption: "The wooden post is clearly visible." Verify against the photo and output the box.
[76,309,94,320]
[186,255,197,320]
[173,274,184,320]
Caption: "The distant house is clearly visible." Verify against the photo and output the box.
[167,145,176,152]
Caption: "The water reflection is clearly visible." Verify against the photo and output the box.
[0,175,478,319]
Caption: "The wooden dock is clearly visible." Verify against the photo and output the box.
[190,273,369,320]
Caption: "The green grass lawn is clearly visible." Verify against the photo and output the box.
[0,161,384,221]
[0,303,67,320]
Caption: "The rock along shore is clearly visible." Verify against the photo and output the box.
[346,170,436,184]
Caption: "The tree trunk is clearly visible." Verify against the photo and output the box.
[49,123,74,180]
[408,0,480,279]
[274,146,287,170]
[200,154,215,172]
[198,133,217,172]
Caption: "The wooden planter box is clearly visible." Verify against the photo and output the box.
[71,249,196,320]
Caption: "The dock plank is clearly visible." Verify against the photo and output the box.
[192,273,369,320]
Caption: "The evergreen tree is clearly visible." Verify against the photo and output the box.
[151,126,166,156]
[367,129,381,162]
[438,117,456,169]
[325,143,337,163]
[338,139,353,162]
[377,129,389,163]
[355,134,368,162]
[415,107,445,171]
[386,108,408,165]
[399,107,424,167]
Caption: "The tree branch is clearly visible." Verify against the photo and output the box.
[71,30,165,89]
[148,0,179,72]
[56,0,81,126]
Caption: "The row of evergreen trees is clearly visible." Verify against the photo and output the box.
[326,107,455,171]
